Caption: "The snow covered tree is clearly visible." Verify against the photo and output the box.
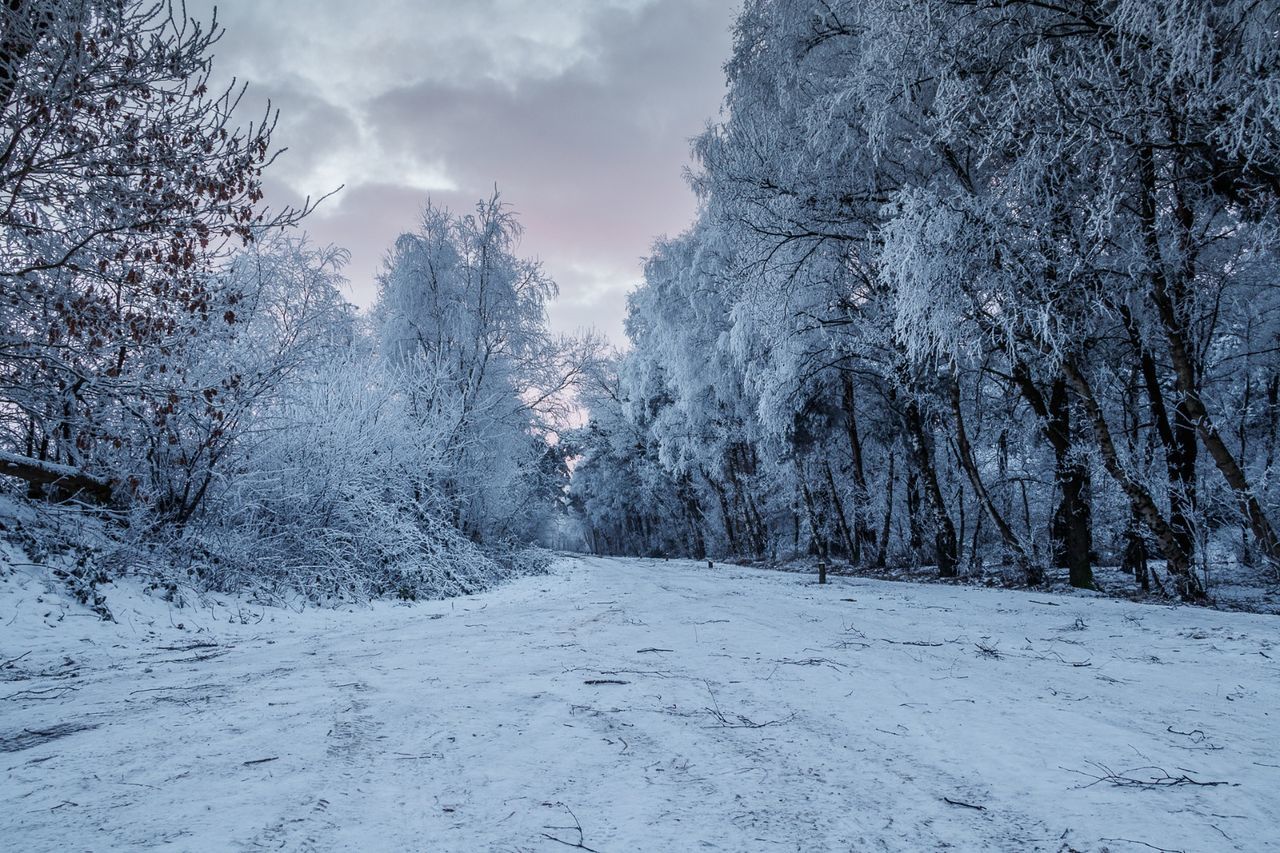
[0,0,303,505]
[573,0,1280,602]
[374,192,590,545]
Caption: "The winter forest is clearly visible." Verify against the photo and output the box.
[574,0,1280,604]
[3,2,1279,851]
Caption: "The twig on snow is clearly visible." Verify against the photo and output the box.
[1165,726,1206,742]
[702,680,795,729]
[2,684,80,701]
[974,641,1002,660]
[540,801,602,852]
[878,638,945,647]
[128,683,221,696]
[1099,838,1184,853]
[153,641,220,652]
[1065,761,1231,789]
[943,796,986,811]
[774,657,845,671]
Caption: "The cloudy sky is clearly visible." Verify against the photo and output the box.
[187,0,739,344]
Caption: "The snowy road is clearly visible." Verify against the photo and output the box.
[3,556,1278,851]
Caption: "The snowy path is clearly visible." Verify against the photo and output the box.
[3,556,1278,852]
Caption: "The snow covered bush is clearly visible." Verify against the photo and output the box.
[0,2,581,605]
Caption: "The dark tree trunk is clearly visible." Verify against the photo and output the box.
[1047,380,1094,589]
[876,450,895,569]
[1011,364,1093,588]
[709,477,739,556]
[1123,317,1199,563]
[797,460,829,559]
[1264,374,1279,478]
[1122,513,1150,592]
[744,490,768,560]
[1139,146,1280,572]
[1062,360,1202,601]
[903,398,957,578]
[948,377,1038,584]
[840,374,879,558]
[824,460,858,564]
[679,475,707,560]
[906,469,923,563]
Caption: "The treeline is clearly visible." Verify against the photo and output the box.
[568,0,1280,602]
[0,2,582,603]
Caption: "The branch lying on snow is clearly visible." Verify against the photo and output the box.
[974,641,1002,659]
[1066,761,1232,789]
[703,681,795,729]
[1029,648,1093,667]
[540,801,602,853]
[774,656,845,671]
[0,721,99,752]
[153,642,221,653]
[1166,726,1206,742]
[1,651,31,670]
[2,684,81,701]
[1165,725,1223,751]
[1099,838,1186,853]
[151,648,231,664]
[704,706,795,729]
[565,666,675,679]
[943,796,986,811]
[877,638,948,647]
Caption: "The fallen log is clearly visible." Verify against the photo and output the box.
[0,450,113,503]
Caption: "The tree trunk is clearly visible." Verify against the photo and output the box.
[906,469,923,564]
[840,374,879,558]
[1122,512,1150,592]
[1121,311,1198,564]
[798,467,829,559]
[1011,364,1093,588]
[824,460,858,564]
[744,490,768,560]
[903,398,957,577]
[1061,359,1202,601]
[1264,374,1279,479]
[708,476,739,557]
[1139,147,1280,571]
[877,450,895,569]
[948,377,1038,583]
[0,450,113,503]
[679,475,707,560]
[1047,380,1094,589]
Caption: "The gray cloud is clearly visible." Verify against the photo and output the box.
[188,0,737,342]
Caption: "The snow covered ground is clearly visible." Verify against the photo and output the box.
[2,556,1277,852]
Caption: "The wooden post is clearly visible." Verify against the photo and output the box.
[818,559,827,585]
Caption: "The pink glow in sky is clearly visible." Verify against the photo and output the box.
[189,0,739,344]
